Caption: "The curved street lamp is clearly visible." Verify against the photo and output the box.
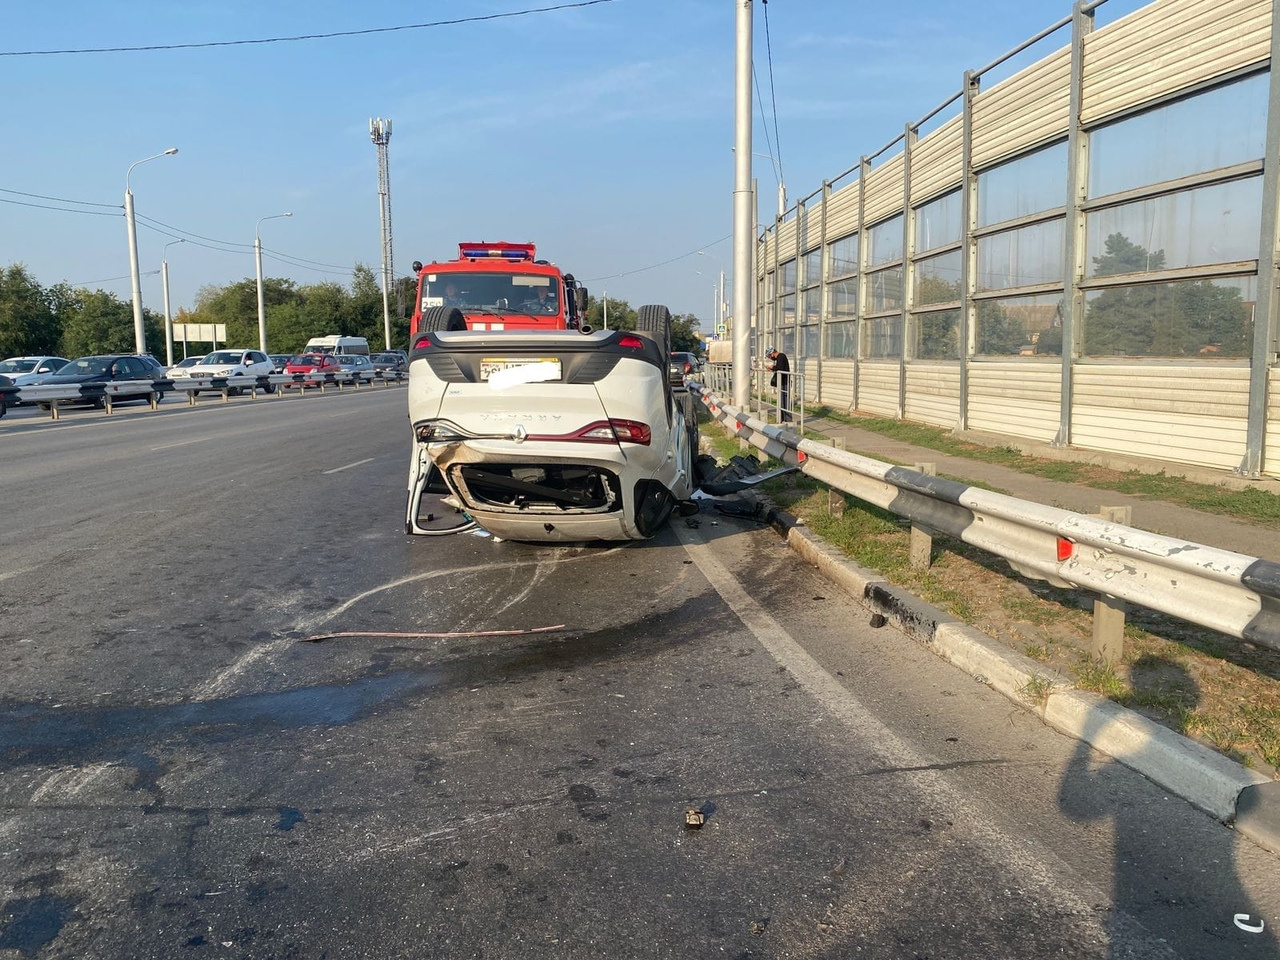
[125,148,179,355]
[255,212,293,353]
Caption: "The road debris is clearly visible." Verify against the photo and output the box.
[684,808,706,829]
[1234,914,1265,933]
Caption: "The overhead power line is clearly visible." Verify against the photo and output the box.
[134,220,356,277]
[761,0,784,188]
[0,0,618,57]
[0,196,121,217]
[0,186,119,208]
[585,236,733,282]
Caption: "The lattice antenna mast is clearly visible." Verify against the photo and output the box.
[370,117,395,350]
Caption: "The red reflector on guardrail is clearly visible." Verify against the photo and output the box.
[1057,537,1074,562]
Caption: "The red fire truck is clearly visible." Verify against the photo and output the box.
[409,241,589,338]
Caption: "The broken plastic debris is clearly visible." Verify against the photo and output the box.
[749,919,768,935]
[469,528,491,537]
[684,808,705,829]
[869,613,888,628]
[1234,914,1265,934]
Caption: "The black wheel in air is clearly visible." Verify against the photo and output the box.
[420,306,467,333]
[634,304,672,355]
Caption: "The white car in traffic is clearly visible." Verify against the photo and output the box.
[179,349,275,379]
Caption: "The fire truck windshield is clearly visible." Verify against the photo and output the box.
[423,273,559,315]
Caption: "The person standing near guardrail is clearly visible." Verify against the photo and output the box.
[766,346,792,422]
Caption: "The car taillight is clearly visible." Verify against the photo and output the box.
[527,419,652,446]
[413,335,432,350]
[618,335,644,349]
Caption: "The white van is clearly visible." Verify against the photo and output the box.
[303,335,370,356]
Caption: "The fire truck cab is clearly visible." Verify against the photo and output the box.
[409,242,589,338]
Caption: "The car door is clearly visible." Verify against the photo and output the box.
[116,357,151,394]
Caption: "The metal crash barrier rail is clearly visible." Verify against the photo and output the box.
[695,386,1280,655]
[0,371,405,419]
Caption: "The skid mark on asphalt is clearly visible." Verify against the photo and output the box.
[672,524,1179,959]
[193,547,625,701]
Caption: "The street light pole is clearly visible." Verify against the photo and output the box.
[161,238,186,366]
[255,212,293,353]
[125,148,178,355]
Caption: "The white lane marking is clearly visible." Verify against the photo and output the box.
[323,457,374,475]
[151,437,210,451]
[672,524,1175,955]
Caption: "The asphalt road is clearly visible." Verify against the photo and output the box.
[0,388,1276,959]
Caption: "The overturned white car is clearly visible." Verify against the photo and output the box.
[406,304,698,542]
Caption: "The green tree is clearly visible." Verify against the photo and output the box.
[58,289,161,357]
[190,278,302,348]
[348,264,388,346]
[671,313,702,353]
[583,295,636,331]
[1083,233,1250,357]
[0,264,58,357]
[976,301,1035,356]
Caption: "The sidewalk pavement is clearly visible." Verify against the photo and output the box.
[734,414,1280,855]
[802,416,1280,564]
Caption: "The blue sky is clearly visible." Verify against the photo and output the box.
[1,0,1146,327]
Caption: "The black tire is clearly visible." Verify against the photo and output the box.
[0,397,6,418]
[635,304,672,355]
[155,391,165,402]
[38,402,51,412]
[91,396,106,410]
[420,306,467,333]
[192,390,200,398]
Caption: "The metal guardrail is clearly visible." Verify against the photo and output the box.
[696,386,1280,654]
[702,363,806,432]
[0,371,404,419]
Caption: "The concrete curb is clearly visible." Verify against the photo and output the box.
[766,503,1280,856]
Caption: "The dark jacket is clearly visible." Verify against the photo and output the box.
[769,351,790,386]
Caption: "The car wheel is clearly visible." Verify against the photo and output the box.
[91,396,106,410]
[0,397,6,418]
[155,391,165,402]
[38,402,51,412]
[635,304,672,354]
[421,305,467,332]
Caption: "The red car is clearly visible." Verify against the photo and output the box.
[284,353,342,387]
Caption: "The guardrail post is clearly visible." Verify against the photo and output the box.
[909,463,937,569]
[1090,505,1132,665]
[827,438,847,516]
[149,390,159,411]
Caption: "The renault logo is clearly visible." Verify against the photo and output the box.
[512,424,528,443]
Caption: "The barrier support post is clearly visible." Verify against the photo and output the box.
[909,463,937,569]
[827,438,847,516]
[1091,505,1132,665]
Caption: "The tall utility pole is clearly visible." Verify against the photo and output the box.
[370,118,395,351]
[732,1,753,407]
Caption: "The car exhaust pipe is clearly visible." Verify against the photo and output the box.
[578,324,594,335]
